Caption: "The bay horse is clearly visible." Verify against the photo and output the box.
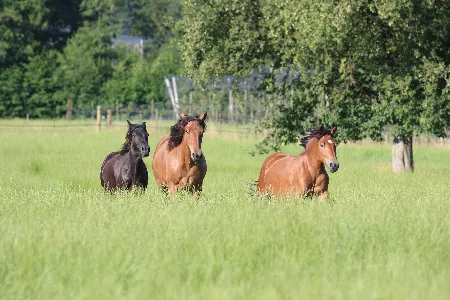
[100,120,150,192]
[257,126,339,201]
[152,112,207,197]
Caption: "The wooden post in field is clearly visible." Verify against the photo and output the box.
[139,110,143,122]
[66,99,73,120]
[96,106,101,132]
[106,109,112,130]
[115,100,119,121]
[155,109,159,128]
[91,101,94,119]
[219,114,222,136]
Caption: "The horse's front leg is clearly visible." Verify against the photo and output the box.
[313,172,329,202]
[317,191,329,202]
[191,185,203,200]
[187,176,204,199]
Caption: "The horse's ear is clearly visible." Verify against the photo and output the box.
[200,111,207,121]
[142,121,146,128]
[299,136,307,148]
[330,127,337,135]
[179,113,185,119]
[127,120,132,128]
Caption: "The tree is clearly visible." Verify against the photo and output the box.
[23,50,64,118]
[182,0,450,173]
[0,0,83,68]
[120,0,182,51]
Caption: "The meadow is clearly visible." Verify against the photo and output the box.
[0,119,449,299]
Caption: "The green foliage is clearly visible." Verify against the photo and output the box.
[183,0,266,81]
[146,40,184,101]
[23,50,64,117]
[0,66,25,117]
[0,0,184,117]
[121,0,182,50]
[183,0,450,152]
[57,21,118,108]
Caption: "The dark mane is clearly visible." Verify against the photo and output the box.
[168,115,207,150]
[119,123,148,155]
[299,126,334,148]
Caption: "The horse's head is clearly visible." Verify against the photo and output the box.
[316,127,339,172]
[301,126,339,173]
[181,112,207,163]
[127,120,150,158]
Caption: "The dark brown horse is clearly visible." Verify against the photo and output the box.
[257,126,339,201]
[100,120,150,192]
[152,112,207,197]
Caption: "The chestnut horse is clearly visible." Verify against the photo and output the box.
[152,112,207,197]
[257,126,339,201]
[100,120,150,192]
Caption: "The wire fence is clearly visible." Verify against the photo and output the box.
[1,117,450,147]
[2,98,450,146]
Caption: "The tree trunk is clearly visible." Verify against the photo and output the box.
[392,135,414,173]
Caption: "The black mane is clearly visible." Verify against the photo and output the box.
[120,123,148,155]
[299,126,334,148]
[168,115,207,150]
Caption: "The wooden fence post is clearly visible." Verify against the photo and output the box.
[155,109,159,128]
[66,99,73,120]
[107,109,112,130]
[96,106,101,132]
[139,110,143,122]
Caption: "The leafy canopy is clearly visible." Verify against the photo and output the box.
[182,0,450,151]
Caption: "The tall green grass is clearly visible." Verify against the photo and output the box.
[0,120,449,299]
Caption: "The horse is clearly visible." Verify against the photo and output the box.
[152,112,207,197]
[257,126,339,201]
[100,120,150,192]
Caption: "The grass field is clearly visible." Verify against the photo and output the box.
[1,119,449,299]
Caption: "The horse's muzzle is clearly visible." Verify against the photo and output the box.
[141,146,150,157]
[191,151,202,162]
[327,161,339,173]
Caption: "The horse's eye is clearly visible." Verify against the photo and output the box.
[186,130,190,134]
[320,142,324,147]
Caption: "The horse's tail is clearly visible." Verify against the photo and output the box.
[247,180,259,197]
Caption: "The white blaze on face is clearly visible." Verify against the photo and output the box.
[328,139,333,144]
